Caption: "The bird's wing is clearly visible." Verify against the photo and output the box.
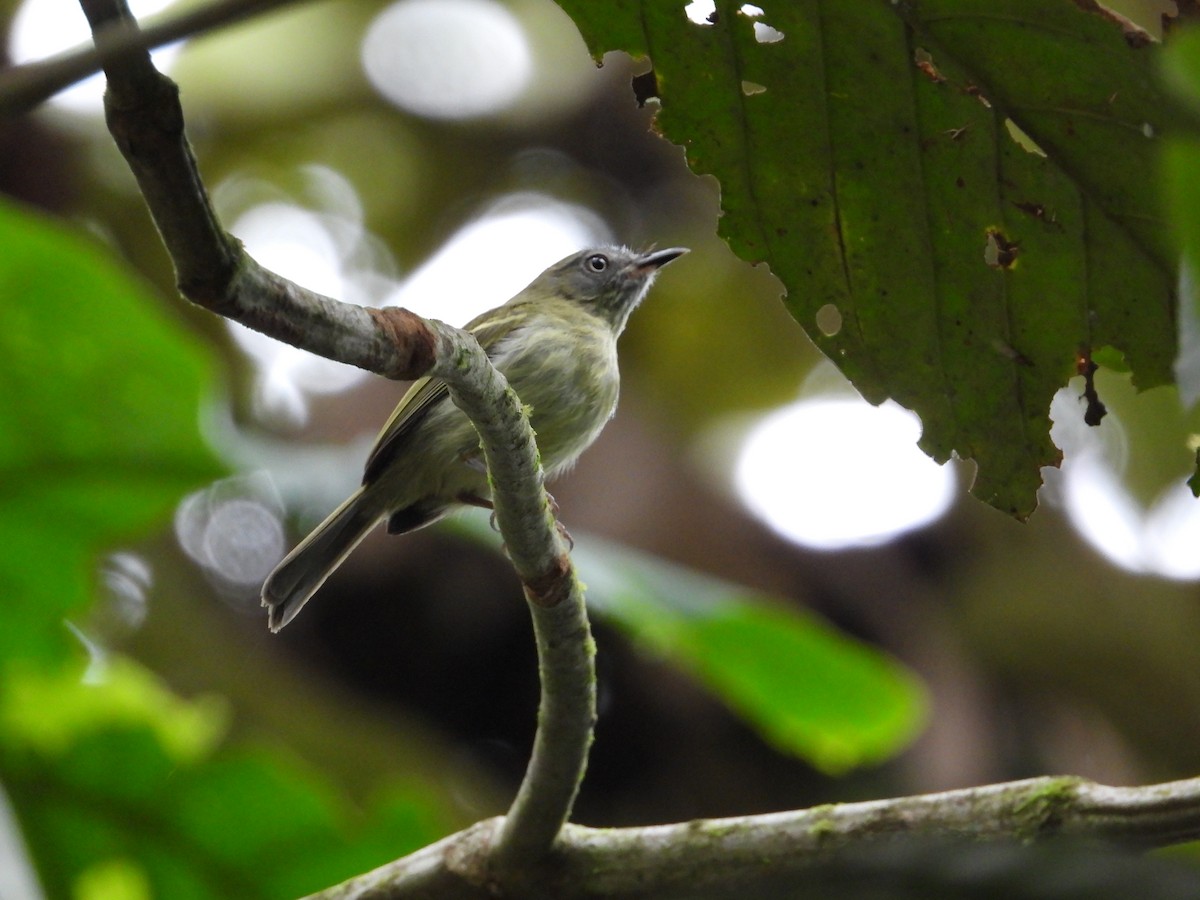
[361,373,445,484]
[361,302,528,484]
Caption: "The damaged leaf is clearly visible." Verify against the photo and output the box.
[558,0,1192,517]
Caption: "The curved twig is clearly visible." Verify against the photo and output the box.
[75,0,597,881]
[431,329,596,869]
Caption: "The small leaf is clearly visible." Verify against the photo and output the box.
[575,537,928,774]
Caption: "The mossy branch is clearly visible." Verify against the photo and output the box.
[308,775,1200,898]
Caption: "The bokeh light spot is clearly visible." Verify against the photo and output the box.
[383,193,607,325]
[176,475,286,607]
[100,552,152,631]
[9,0,181,115]
[815,303,842,337]
[218,167,395,425]
[1049,384,1200,580]
[361,0,532,120]
[735,397,955,549]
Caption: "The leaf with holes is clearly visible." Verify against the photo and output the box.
[559,0,1192,517]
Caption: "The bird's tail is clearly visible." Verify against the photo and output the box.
[262,487,379,632]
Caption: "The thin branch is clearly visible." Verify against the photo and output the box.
[494,592,595,867]
[71,0,431,379]
[0,0,301,116]
[77,0,597,883]
[308,775,1200,899]
[431,327,596,870]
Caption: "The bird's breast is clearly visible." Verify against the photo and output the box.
[494,316,621,477]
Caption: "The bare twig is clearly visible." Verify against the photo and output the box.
[0,0,301,116]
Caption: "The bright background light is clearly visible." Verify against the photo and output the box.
[221,174,604,426]
[732,374,957,549]
[361,0,532,121]
[175,474,286,609]
[1048,383,1200,580]
[381,193,607,324]
[218,166,396,425]
[8,0,181,115]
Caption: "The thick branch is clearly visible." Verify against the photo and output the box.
[308,775,1200,899]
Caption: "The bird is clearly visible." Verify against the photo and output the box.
[261,244,688,631]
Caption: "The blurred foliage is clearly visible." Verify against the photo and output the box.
[560,0,1194,518]
[0,198,223,667]
[447,515,929,774]
[624,239,814,428]
[0,201,451,897]
[2,662,450,899]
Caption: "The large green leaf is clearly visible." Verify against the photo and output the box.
[0,198,224,666]
[559,0,1190,517]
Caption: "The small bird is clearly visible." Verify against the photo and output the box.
[262,245,687,631]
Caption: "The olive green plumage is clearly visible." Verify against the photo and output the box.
[262,245,687,631]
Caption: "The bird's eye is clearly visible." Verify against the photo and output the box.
[585,254,608,273]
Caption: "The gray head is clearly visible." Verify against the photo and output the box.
[538,245,688,332]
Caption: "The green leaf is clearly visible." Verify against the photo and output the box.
[559,0,1188,517]
[575,537,928,774]
[0,198,224,667]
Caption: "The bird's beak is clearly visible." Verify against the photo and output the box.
[633,247,689,274]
